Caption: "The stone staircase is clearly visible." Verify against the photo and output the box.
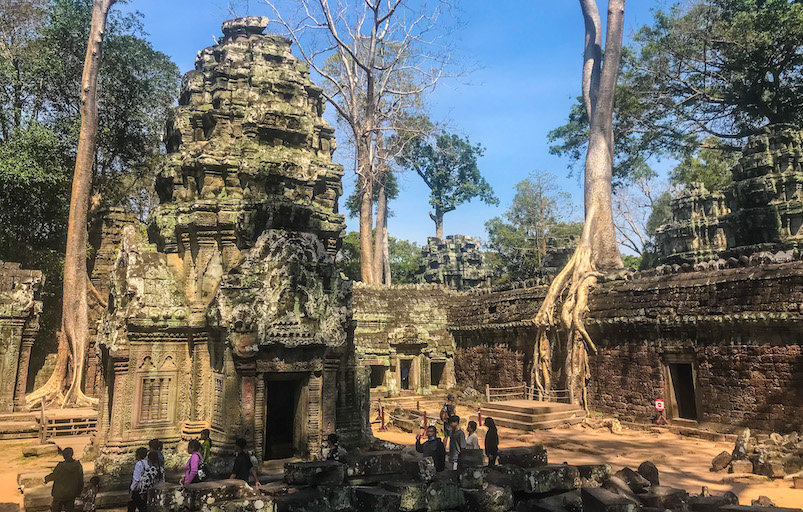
[479,400,585,430]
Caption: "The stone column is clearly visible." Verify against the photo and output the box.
[241,371,257,448]
[410,355,421,394]
[14,335,34,408]
[444,358,457,389]
[0,320,23,413]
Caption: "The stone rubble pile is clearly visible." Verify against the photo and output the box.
[140,444,803,512]
[711,428,803,479]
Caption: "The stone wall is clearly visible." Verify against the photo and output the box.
[419,235,491,290]
[352,284,456,395]
[354,264,803,432]
[0,261,43,412]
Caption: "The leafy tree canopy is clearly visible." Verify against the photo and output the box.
[549,0,803,186]
[337,231,423,284]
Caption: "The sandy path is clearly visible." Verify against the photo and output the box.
[373,418,803,508]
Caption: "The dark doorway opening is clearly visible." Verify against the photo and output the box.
[400,359,411,390]
[431,362,445,387]
[265,378,301,459]
[669,363,698,420]
[369,366,385,388]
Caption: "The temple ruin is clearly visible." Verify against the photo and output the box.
[89,17,366,469]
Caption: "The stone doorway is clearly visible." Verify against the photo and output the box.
[399,359,412,390]
[369,365,385,388]
[431,361,445,387]
[668,362,698,421]
[264,377,302,459]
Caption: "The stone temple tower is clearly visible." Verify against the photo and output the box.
[95,18,366,469]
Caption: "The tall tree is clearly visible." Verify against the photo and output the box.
[549,0,803,183]
[532,0,626,409]
[485,171,582,283]
[398,131,498,239]
[265,0,452,283]
[26,0,117,408]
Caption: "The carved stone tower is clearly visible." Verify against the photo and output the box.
[96,18,366,469]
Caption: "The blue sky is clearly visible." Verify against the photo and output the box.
[120,1,670,247]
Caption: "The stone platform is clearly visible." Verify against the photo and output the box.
[0,407,97,439]
[479,400,585,430]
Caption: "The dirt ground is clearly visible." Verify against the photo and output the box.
[374,412,803,508]
[2,425,801,509]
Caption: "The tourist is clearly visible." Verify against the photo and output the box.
[439,394,456,439]
[44,447,84,512]
[180,439,203,486]
[447,415,466,470]
[324,433,347,461]
[128,447,150,512]
[415,425,446,472]
[140,451,165,495]
[230,437,261,487]
[484,417,499,466]
[200,429,212,463]
[466,420,480,449]
[78,476,99,512]
[148,438,165,468]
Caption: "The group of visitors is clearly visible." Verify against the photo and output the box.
[415,394,500,471]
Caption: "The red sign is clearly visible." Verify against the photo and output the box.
[655,399,665,412]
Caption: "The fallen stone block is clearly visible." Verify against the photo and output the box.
[22,444,59,457]
[353,487,402,512]
[794,476,803,489]
[636,486,688,509]
[345,450,403,478]
[615,467,651,493]
[417,457,437,482]
[601,476,639,503]
[721,506,803,512]
[459,466,487,490]
[148,482,184,512]
[284,461,344,485]
[381,481,427,512]
[543,464,581,491]
[426,481,465,511]
[22,485,51,512]
[712,451,733,472]
[731,429,751,460]
[637,461,660,486]
[757,461,786,478]
[273,488,327,512]
[498,445,547,468]
[319,485,351,511]
[582,487,640,512]
[184,480,251,511]
[579,464,612,486]
[0,504,20,512]
[457,449,485,471]
[519,490,582,512]
[485,464,527,492]
[210,496,275,512]
[464,484,513,512]
[95,490,130,510]
[689,492,739,512]
[730,460,754,474]
[433,469,458,484]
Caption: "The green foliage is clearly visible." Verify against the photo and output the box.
[345,172,399,219]
[549,0,803,184]
[622,254,642,271]
[670,139,738,191]
[645,192,673,238]
[485,172,582,283]
[398,131,498,230]
[337,231,423,284]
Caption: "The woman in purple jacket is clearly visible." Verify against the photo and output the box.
[180,439,203,485]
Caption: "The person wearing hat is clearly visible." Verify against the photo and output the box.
[439,393,456,440]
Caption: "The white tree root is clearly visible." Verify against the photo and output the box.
[532,240,601,412]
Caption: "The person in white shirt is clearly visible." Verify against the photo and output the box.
[466,420,480,450]
[129,447,150,512]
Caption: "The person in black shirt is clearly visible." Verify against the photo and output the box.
[230,438,260,487]
[415,425,446,471]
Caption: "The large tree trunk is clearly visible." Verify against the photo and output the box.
[430,208,444,240]
[372,177,388,283]
[531,0,624,410]
[357,137,375,283]
[26,0,116,409]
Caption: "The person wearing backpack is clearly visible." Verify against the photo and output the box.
[138,452,164,503]
[230,438,260,487]
[128,447,149,512]
[440,394,456,440]
[180,439,204,485]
